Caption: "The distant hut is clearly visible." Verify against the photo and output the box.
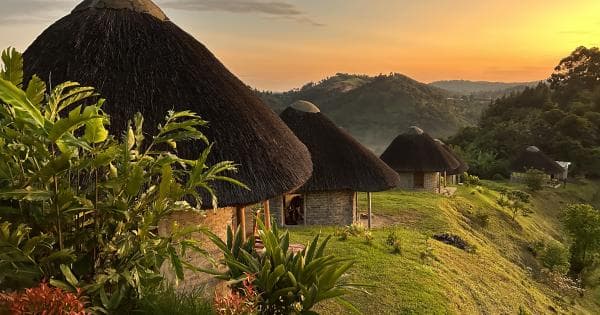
[380,127,460,192]
[510,146,564,182]
[270,101,400,227]
[23,0,313,289]
[434,139,469,185]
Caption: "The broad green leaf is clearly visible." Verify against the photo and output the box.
[83,102,108,143]
[25,75,46,107]
[60,264,79,287]
[0,48,23,87]
[0,77,44,127]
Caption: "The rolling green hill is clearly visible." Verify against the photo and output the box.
[258,73,489,154]
[290,180,600,314]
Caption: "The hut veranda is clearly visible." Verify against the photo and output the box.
[434,139,469,185]
[22,0,314,287]
[510,146,566,184]
[269,101,400,227]
[380,127,460,193]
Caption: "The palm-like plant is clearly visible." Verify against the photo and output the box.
[205,220,363,314]
[0,47,246,312]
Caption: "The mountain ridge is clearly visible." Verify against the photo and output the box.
[258,73,525,153]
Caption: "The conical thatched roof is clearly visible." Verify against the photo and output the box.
[510,146,563,175]
[23,0,313,207]
[280,101,400,192]
[434,140,469,175]
[380,127,460,172]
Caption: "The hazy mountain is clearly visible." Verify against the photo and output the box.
[258,73,489,154]
[430,80,540,98]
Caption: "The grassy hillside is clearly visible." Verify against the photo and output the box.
[288,180,600,314]
[258,73,488,154]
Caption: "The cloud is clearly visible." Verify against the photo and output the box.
[0,0,74,25]
[0,0,322,27]
[160,0,323,26]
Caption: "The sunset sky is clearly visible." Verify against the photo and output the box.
[1,0,599,91]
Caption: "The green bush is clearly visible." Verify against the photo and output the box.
[497,189,532,220]
[562,204,600,274]
[539,241,571,274]
[462,172,482,186]
[524,169,546,191]
[205,221,362,314]
[0,48,243,312]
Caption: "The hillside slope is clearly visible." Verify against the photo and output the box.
[258,73,487,154]
[290,180,600,314]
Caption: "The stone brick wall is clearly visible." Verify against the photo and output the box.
[305,191,356,226]
[269,191,356,226]
[397,172,440,192]
[159,208,233,294]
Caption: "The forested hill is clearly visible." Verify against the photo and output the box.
[449,46,600,178]
[430,80,539,95]
[258,73,489,154]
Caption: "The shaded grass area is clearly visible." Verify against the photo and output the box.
[288,179,600,314]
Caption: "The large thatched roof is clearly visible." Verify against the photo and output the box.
[510,146,564,175]
[280,101,400,192]
[23,0,313,207]
[380,127,460,173]
[434,140,469,175]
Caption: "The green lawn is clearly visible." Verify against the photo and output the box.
[287,180,600,314]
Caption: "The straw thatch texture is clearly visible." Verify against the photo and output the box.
[510,146,563,175]
[280,102,400,192]
[380,127,460,172]
[435,140,469,175]
[23,2,312,207]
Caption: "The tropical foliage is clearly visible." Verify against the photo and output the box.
[562,204,600,274]
[0,48,244,312]
[205,220,361,314]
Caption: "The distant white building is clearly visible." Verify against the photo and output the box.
[555,161,572,181]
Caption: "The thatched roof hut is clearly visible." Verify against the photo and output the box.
[511,146,563,175]
[434,140,469,175]
[280,101,400,192]
[380,127,460,173]
[23,0,313,208]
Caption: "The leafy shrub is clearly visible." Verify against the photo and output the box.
[539,241,571,274]
[497,189,532,220]
[462,172,481,186]
[136,285,214,315]
[528,240,547,257]
[385,230,399,247]
[0,282,87,315]
[0,48,243,312]
[562,204,600,274]
[524,169,546,191]
[205,221,361,314]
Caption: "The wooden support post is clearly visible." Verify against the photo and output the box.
[263,200,271,230]
[444,171,447,188]
[355,192,359,221]
[236,206,246,242]
[303,194,307,226]
[367,192,372,229]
